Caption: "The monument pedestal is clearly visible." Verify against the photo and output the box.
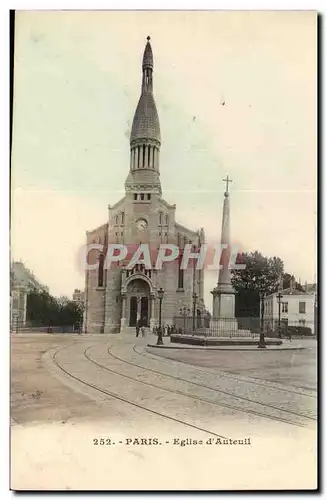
[211,284,238,336]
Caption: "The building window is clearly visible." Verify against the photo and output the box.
[147,193,151,200]
[282,302,288,313]
[165,214,168,225]
[121,212,125,225]
[178,253,184,289]
[134,193,137,200]
[98,254,104,287]
[140,193,144,200]
[159,212,162,225]
[115,215,118,225]
[299,301,306,314]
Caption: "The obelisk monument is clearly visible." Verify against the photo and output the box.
[211,175,238,332]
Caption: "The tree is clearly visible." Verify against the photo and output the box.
[282,273,304,291]
[26,289,60,325]
[231,251,284,317]
[26,289,84,330]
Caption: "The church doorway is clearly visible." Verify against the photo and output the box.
[127,279,150,327]
[141,297,149,326]
[130,296,137,327]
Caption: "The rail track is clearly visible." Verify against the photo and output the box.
[51,345,229,439]
[134,345,317,398]
[86,344,316,429]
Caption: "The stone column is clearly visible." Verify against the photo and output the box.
[120,295,127,330]
[156,147,159,170]
[145,145,149,167]
[149,296,156,330]
[135,146,139,169]
[153,148,156,170]
[150,146,154,168]
[133,148,136,170]
[137,297,141,321]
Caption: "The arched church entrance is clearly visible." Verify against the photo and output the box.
[126,278,150,327]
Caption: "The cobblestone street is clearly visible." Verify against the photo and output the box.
[11,333,317,490]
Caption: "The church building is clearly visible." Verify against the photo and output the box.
[84,37,205,333]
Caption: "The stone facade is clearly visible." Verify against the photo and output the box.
[84,38,205,333]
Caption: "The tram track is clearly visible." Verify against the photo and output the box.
[135,344,317,398]
[51,344,229,439]
[106,345,316,424]
[83,344,315,428]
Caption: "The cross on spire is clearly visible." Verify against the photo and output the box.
[223,175,233,193]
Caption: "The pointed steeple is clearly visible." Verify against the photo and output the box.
[126,37,161,195]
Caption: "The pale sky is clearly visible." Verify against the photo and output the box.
[11,10,317,307]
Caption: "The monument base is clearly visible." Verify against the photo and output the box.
[169,334,282,347]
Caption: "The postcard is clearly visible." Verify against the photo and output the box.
[10,10,317,491]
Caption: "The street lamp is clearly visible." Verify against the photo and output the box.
[258,291,266,349]
[192,292,198,333]
[180,307,191,334]
[276,291,283,339]
[157,287,164,345]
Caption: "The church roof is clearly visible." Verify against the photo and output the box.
[130,93,161,142]
[130,38,161,144]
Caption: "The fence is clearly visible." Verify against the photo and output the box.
[171,316,315,338]
[10,320,78,334]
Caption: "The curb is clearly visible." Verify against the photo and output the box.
[146,344,307,351]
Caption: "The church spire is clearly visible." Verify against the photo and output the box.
[141,36,153,93]
[126,37,162,195]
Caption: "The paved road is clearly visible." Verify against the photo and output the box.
[11,333,317,490]
[147,338,318,391]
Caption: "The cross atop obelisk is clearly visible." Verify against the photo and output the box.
[223,175,233,196]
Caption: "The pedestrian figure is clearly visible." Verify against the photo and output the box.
[136,318,142,337]
[141,317,146,337]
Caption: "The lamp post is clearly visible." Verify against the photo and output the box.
[276,291,283,339]
[192,292,198,333]
[180,307,190,334]
[156,287,164,345]
[258,291,266,349]
[192,244,198,333]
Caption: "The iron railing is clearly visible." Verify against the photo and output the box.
[171,316,315,338]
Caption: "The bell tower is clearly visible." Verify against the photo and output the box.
[125,36,162,197]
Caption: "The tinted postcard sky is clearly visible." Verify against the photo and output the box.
[11,10,317,306]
